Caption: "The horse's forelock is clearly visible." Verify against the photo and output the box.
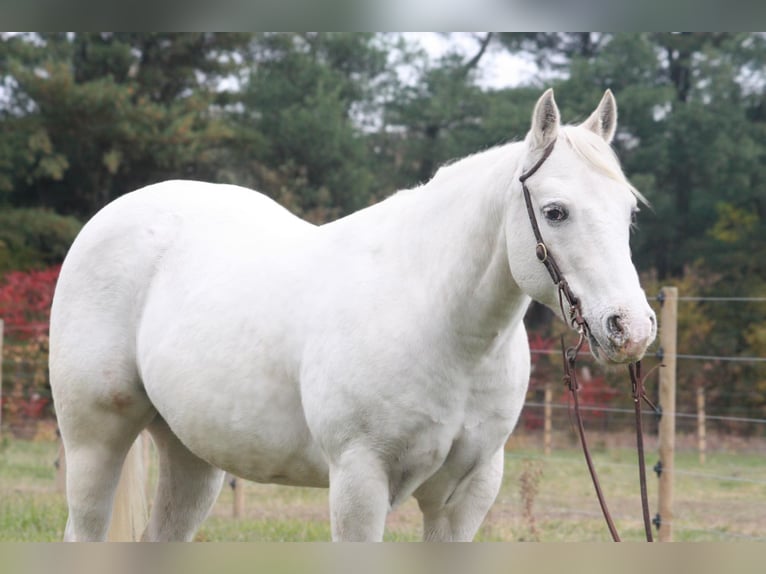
[561,126,648,205]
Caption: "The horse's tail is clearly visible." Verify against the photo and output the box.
[108,433,149,541]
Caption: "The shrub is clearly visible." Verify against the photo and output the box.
[1,265,61,435]
[0,209,81,275]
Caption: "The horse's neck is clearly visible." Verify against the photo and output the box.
[356,142,531,347]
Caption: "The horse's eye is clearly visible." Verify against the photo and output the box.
[543,204,568,222]
[631,208,639,225]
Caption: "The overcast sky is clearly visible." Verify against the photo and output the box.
[406,32,538,89]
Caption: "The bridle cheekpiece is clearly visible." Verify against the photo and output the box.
[518,137,656,543]
[518,139,588,339]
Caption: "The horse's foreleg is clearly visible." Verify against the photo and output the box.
[419,447,505,542]
[328,447,390,541]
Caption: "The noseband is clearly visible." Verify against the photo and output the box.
[519,139,657,542]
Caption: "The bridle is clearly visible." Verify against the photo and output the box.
[519,140,587,337]
[519,139,658,542]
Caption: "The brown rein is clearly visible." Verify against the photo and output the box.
[519,140,657,542]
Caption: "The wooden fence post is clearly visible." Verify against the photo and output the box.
[544,383,552,456]
[230,475,245,518]
[657,286,677,542]
[697,386,706,465]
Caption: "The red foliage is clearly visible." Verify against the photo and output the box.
[528,332,555,355]
[1,389,49,418]
[1,266,60,431]
[574,373,614,420]
[525,330,622,429]
[528,332,557,383]
[0,265,60,338]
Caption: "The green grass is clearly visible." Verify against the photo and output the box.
[0,437,67,541]
[1,433,764,542]
[0,493,67,541]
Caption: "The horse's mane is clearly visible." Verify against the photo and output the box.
[429,143,515,188]
[560,126,647,204]
[427,126,647,205]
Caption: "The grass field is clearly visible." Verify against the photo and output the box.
[1,432,765,542]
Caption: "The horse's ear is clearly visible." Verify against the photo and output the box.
[582,89,618,144]
[528,88,560,152]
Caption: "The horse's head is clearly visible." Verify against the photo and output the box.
[507,89,656,364]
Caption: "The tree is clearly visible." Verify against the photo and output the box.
[382,34,495,188]
[0,208,81,275]
[0,33,253,218]
[497,33,611,72]
[231,33,392,222]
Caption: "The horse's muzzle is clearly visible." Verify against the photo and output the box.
[591,309,657,364]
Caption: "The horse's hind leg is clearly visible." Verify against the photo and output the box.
[62,437,139,541]
[142,417,225,541]
[56,384,155,541]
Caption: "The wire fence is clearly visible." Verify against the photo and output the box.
[676,296,766,302]
[531,348,766,362]
[502,439,766,542]
[1,292,765,541]
[517,291,766,541]
[524,400,766,427]
[528,291,766,442]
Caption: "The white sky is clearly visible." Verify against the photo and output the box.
[1,32,536,91]
[405,32,538,89]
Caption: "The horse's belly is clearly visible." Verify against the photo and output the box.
[145,369,329,486]
[138,296,328,487]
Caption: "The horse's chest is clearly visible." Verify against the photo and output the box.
[383,414,509,508]
[382,381,519,505]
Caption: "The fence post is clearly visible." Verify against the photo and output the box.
[697,385,706,465]
[544,383,552,456]
[230,475,245,518]
[657,286,677,542]
[0,319,3,434]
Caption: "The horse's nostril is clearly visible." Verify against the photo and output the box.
[607,314,624,337]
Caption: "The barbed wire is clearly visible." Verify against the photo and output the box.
[523,401,766,426]
[673,468,766,485]
[526,378,765,399]
[504,451,766,486]
[672,296,766,302]
[529,348,766,363]
[674,353,766,363]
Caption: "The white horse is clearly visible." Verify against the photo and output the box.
[50,89,656,542]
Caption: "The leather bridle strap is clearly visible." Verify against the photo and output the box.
[519,140,587,333]
[519,138,655,542]
[562,337,622,542]
[519,140,563,286]
[630,361,658,542]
